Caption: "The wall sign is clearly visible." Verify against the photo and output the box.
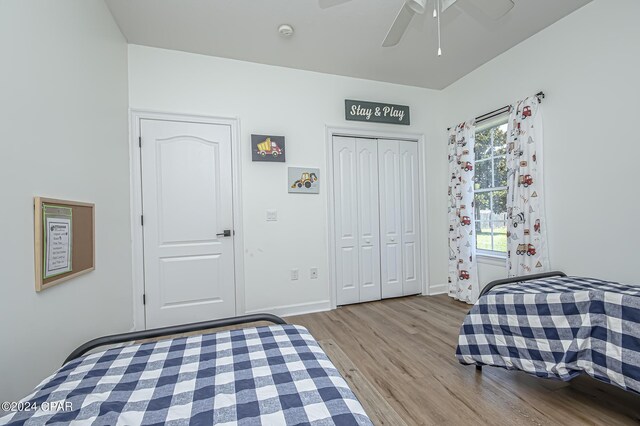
[43,205,73,279]
[345,99,410,125]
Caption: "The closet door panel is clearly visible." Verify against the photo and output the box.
[399,141,422,295]
[378,140,403,299]
[356,138,381,302]
[333,137,359,305]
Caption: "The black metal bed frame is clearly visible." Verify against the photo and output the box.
[479,271,567,298]
[474,271,567,371]
[64,313,287,365]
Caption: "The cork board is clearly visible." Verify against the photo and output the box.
[34,197,95,291]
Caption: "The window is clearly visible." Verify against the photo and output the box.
[474,118,508,256]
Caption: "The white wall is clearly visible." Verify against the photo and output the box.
[434,0,640,287]
[0,1,131,402]
[128,45,442,315]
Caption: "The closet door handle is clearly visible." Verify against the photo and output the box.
[217,229,232,237]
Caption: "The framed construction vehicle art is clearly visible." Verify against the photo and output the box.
[288,167,320,194]
[251,134,286,162]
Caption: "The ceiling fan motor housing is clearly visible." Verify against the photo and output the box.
[407,0,427,14]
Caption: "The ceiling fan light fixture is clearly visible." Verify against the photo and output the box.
[406,0,427,15]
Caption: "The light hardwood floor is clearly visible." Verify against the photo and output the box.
[287,295,640,426]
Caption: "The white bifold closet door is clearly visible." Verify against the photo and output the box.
[333,137,381,305]
[333,136,421,306]
[377,140,403,298]
[398,140,422,296]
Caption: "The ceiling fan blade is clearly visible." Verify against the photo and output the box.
[469,0,514,19]
[441,0,458,13]
[382,4,416,47]
[318,0,353,9]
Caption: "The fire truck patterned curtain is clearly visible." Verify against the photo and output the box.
[506,96,550,277]
[448,121,479,304]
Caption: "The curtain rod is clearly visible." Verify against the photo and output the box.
[447,91,545,131]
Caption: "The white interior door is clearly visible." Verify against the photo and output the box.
[355,138,381,302]
[141,119,235,328]
[399,141,422,296]
[378,140,403,298]
[333,136,360,305]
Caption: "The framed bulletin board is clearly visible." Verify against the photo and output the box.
[34,197,95,292]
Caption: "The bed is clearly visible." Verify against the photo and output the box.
[456,271,640,394]
[0,314,372,425]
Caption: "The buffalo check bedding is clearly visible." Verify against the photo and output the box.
[456,276,640,393]
[0,325,372,425]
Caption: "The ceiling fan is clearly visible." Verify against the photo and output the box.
[319,0,515,49]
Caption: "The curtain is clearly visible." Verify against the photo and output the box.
[506,96,549,277]
[448,121,479,304]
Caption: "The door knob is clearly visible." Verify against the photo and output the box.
[217,229,232,237]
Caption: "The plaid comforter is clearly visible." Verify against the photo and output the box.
[1,325,372,425]
[456,276,640,393]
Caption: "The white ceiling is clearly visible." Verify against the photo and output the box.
[105,0,591,90]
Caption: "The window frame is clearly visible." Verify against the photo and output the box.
[474,116,509,260]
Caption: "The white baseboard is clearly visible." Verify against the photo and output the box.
[245,300,332,318]
[428,283,448,296]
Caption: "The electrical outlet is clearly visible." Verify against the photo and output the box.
[266,209,278,221]
[290,269,299,280]
[310,268,318,279]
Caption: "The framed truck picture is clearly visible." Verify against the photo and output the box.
[288,167,319,194]
[251,134,285,162]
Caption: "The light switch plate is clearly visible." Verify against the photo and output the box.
[310,268,318,279]
[291,269,299,280]
[266,209,278,221]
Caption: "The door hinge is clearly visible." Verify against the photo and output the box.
[142,294,146,305]
[138,136,142,148]
[141,215,144,226]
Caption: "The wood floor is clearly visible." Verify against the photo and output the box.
[287,295,640,426]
